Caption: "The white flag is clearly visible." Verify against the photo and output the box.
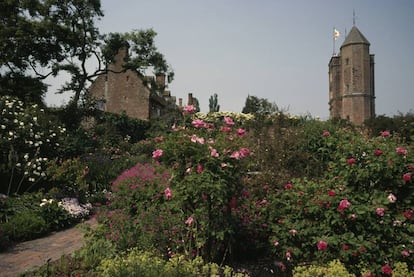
[334,28,341,40]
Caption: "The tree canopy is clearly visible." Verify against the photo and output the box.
[0,0,173,109]
[241,95,279,114]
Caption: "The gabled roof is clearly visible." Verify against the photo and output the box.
[341,26,370,48]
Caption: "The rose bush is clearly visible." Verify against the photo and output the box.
[267,128,414,275]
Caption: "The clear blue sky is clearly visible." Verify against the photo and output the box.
[46,0,414,118]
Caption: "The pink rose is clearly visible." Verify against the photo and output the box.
[236,128,246,136]
[403,173,411,182]
[192,119,206,128]
[317,240,328,251]
[347,158,356,165]
[374,149,383,156]
[220,126,231,132]
[164,187,172,200]
[328,190,336,196]
[210,147,219,158]
[182,105,196,114]
[322,130,330,137]
[382,264,392,275]
[380,130,390,137]
[223,116,235,126]
[285,183,293,190]
[152,149,163,159]
[401,250,410,257]
[376,207,385,216]
[197,164,203,174]
[338,199,351,211]
[185,216,194,225]
[396,147,408,155]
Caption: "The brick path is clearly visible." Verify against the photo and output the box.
[0,217,96,277]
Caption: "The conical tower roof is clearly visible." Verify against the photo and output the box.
[341,26,370,48]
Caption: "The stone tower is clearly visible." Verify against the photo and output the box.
[328,26,375,124]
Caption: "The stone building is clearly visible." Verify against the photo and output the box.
[328,26,375,124]
[88,47,176,120]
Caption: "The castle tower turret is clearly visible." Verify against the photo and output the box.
[329,26,375,124]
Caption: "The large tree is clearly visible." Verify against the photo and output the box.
[242,95,279,114]
[1,0,173,110]
[0,0,103,104]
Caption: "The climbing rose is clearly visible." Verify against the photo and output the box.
[322,130,330,137]
[376,207,385,216]
[152,149,163,159]
[338,199,351,211]
[403,173,411,182]
[401,250,410,257]
[347,158,356,165]
[382,264,392,275]
[239,147,250,158]
[317,240,328,251]
[197,164,203,174]
[328,190,336,196]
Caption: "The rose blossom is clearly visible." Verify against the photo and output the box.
[182,105,196,114]
[403,173,412,182]
[381,264,392,275]
[192,119,206,128]
[376,207,385,216]
[210,147,219,157]
[197,164,203,174]
[347,158,356,165]
[185,216,194,225]
[403,209,413,219]
[152,149,163,159]
[236,128,246,136]
[380,130,390,137]
[285,183,293,190]
[328,190,336,196]
[387,193,397,203]
[396,147,408,155]
[374,149,383,156]
[338,199,351,211]
[322,130,330,137]
[223,116,235,126]
[164,187,172,200]
[317,240,328,251]
[401,250,410,257]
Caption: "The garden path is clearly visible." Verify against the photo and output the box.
[0,217,97,277]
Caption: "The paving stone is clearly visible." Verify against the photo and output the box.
[0,217,96,277]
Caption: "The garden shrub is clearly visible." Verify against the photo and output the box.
[0,96,67,195]
[98,248,249,277]
[267,127,414,276]
[293,260,356,277]
[3,210,47,241]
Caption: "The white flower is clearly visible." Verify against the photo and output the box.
[388,193,397,203]
[1,125,6,129]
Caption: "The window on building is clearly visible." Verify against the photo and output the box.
[345,58,349,65]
